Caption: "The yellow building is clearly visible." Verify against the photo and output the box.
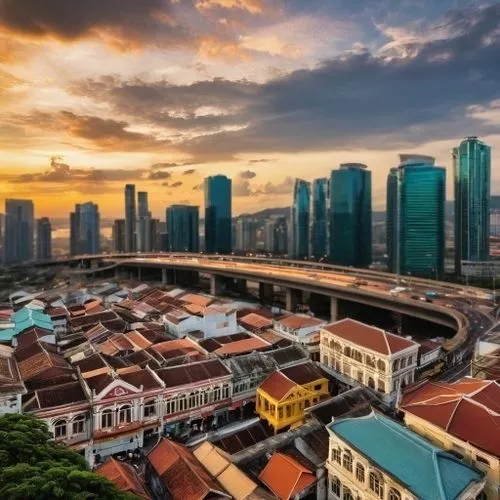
[400,378,499,500]
[256,362,329,433]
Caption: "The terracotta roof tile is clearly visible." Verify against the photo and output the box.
[276,314,325,330]
[120,369,163,391]
[214,337,270,356]
[155,359,231,389]
[35,380,87,409]
[259,371,297,401]
[96,458,150,499]
[282,362,325,385]
[179,294,213,307]
[239,312,273,331]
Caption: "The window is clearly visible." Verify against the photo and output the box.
[343,488,354,500]
[389,488,401,500]
[189,392,197,409]
[144,400,156,418]
[213,386,221,401]
[368,377,375,389]
[344,346,351,357]
[334,342,342,353]
[72,414,85,435]
[342,452,353,472]
[476,456,490,468]
[332,448,341,464]
[400,358,406,369]
[165,399,174,415]
[393,359,399,371]
[377,360,386,372]
[278,407,283,419]
[118,405,132,424]
[377,380,385,393]
[330,476,341,496]
[355,463,365,483]
[54,419,67,438]
[369,472,384,499]
[222,384,230,399]
[323,355,329,365]
[178,395,187,411]
[314,384,322,391]
[101,409,113,429]
[366,356,375,368]
[352,350,363,362]
[286,405,292,418]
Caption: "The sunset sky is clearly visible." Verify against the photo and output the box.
[1,0,500,219]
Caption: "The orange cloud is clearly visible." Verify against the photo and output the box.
[195,0,266,14]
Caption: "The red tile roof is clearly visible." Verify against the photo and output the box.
[179,294,213,307]
[96,458,150,499]
[147,438,228,500]
[323,318,417,355]
[282,362,325,385]
[259,452,316,500]
[238,312,273,330]
[401,378,500,456]
[259,371,297,401]
[214,337,270,356]
[276,314,325,330]
[155,359,231,389]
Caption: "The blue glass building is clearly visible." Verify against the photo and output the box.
[329,164,372,267]
[290,179,311,259]
[4,199,34,264]
[204,175,232,254]
[79,202,100,255]
[166,205,200,252]
[311,178,329,259]
[387,155,445,279]
[453,137,491,274]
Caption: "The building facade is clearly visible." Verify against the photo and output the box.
[36,217,52,260]
[204,175,232,254]
[112,219,126,253]
[70,204,81,256]
[311,177,329,259]
[79,202,100,255]
[136,191,151,252]
[124,184,136,253]
[4,199,34,264]
[291,179,311,259]
[234,217,257,252]
[166,205,199,252]
[454,137,491,274]
[329,164,372,267]
[386,155,445,279]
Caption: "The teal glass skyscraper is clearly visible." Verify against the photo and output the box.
[204,175,232,254]
[329,164,372,267]
[167,205,199,252]
[386,155,445,279]
[453,137,491,274]
[291,179,311,259]
[311,178,329,258]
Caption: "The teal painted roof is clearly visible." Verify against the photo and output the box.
[0,308,53,343]
[330,411,483,500]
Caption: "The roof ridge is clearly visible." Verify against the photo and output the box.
[430,451,447,500]
[382,329,391,354]
[445,398,463,431]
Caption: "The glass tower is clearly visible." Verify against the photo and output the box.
[166,205,200,252]
[453,137,491,274]
[4,199,34,264]
[291,179,311,259]
[311,178,329,259]
[79,202,100,255]
[387,155,445,279]
[137,191,151,252]
[329,164,372,267]
[36,217,52,260]
[124,184,136,253]
[204,175,232,254]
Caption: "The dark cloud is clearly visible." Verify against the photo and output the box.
[248,158,273,163]
[256,176,294,195]
[149,171,172,180]
[151,162,181,170]
[192,183,204,191]
[171,181,183,188]
[183,169,196,175]
[239,169,257,179]
[233,179,252,197]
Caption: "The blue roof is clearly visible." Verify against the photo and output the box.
[329,412,483,500]
[0,308,53,343]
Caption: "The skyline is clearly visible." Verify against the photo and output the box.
[1,1,500,217]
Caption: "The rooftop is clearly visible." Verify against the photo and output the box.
[96,458,150,499]
[275,314,325,330]
[155,359,231,389]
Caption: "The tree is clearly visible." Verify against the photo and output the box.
[0,414,136,500]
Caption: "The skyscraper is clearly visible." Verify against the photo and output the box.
[70,204,81,255]
[329,164,372,267]
[150,218,160,252]
[453,137,491,274]
[124,184,136,253]
[273,217,288,255]
[136,191,150,252]
[112,219,126,252]
[79,202,100,254]
[235,218,257,252]
[4,199,34,264]
[387,155,445,279]
[290,179,311,259]
[204,175,232,254]
[311,177,329,258]
[166,205,199,252]
[36,217,52,260]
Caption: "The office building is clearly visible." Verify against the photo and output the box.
[70,204,81,256]
[0,213,5,263]
[387,155,445,279]
[124,184,136,253]
[454,137,491,274]
[235,217,257,252]
[112,219,125,253]
[4,199,34,264]
[166,205,199,252]
[36,217,52,260]
[490,195,500,237]
[329,164,372,267]
[290,179,311,259]
[204,175,232,254]
[136,191,150,252]
[150,218,160,252]
[311,177,329,258]
[79,202,100,254]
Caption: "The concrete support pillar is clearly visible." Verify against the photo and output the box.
[210,274,222,296]
[330,297,338,323]
[259,282,274,303]
[161,268,167,285]
[137,267,142,281]
[286,288,301,312]
[235,279,247,294]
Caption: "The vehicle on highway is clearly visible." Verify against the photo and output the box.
[426,291,438,298]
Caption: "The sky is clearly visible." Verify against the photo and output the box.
[0,0,500,219]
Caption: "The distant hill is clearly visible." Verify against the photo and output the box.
[236,207,289,222]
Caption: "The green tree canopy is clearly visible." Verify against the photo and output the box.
[0,414,136,500]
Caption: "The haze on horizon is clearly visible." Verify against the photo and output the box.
[0,0,499,219]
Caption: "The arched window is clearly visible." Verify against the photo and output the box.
[366,356,375,368]
[377,359,386,372]
[189,392,197,409]
[389,488,401,500]
[54,419,67,438]
[369,472,384,499]
[377,380,385,393]
[330,476,341,496]
[400,358,406,369]
[344,346,351,357]
[323,355,329,365]
[213,386,221,401]
[118,405,132,424]
[335,342,342,353]
[101,409,113,429]
[392,359,399,372]
[329,339,335,349]
[332,448,341,464]
[368,377,375,389]
[72,414,86,434]
[343,488,354,500]
[353,350,363,363]
[342,451,353,472]
[144,400,156,418]
[222,384,230,399]
[356,463,365,483]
